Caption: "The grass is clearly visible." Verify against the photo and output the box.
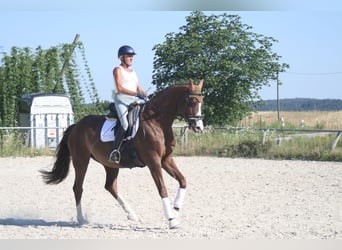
[174,128,268,157]
[174,127,342,161]
[0,131,54,157]
[173,111,342,161]
[266,134,342,161]
[243,111,342,130]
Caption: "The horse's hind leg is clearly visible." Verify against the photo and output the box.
[72,157,90,224]
[103,166,138,221]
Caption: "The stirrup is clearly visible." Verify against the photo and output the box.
[108,149,121,163]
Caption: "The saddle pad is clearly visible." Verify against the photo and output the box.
[100,118,139,142]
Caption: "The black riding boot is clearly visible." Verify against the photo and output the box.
[108,126,126,163]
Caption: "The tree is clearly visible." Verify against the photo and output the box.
[0,41,100,126]
[152,11,289,125]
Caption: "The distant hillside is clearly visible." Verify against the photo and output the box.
[256,98,342,111]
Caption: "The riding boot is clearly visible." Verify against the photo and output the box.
[108,126,126,163]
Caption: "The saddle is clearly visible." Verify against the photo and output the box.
[105,103,118,120]
[106,102,140,138]
[105,102,145,168]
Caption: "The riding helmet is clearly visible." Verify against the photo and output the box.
[118,45,136,58]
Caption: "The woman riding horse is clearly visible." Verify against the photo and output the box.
[41,79,204,229]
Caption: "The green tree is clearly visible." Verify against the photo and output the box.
[0,41,100,126]
[152,11,289,125]
[0,47,23,126]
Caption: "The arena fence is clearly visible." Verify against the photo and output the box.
[0,126,341,151]
[213,127,342,151]
[0,126,67,149]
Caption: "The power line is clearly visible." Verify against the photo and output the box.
[285,71,342,76]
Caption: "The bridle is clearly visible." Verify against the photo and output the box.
[182,91,204,123]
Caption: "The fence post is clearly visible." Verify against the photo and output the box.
[32,115,36,147]
[332,132,341,151]
[56,114,60,146]
[44,114,48,147]
[262,129,267,144]
[180,126,188,147]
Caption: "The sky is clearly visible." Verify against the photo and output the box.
[0,0,341,102]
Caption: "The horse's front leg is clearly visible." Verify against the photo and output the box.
[148,163,180,229]
[162,156,187,219]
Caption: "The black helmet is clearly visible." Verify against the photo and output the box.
[118,45,136,58]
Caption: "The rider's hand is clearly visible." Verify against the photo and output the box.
[136,92,147,100]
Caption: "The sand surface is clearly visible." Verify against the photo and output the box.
[0,156,341,239]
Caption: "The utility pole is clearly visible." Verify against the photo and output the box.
[53,34,80,93]
[276,71,280,121]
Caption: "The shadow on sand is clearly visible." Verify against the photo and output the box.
[0,217,166,233]
[0,218,79,227]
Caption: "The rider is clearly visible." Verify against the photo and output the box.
[108,45,147,163]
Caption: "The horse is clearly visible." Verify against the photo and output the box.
[40,79,204,229]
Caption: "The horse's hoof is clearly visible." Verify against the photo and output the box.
[169,218,180,229]
[77,217,89,225]
[173,209,180,219]
[127,213,139,222]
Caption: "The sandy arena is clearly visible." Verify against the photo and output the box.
[0,156,341,239]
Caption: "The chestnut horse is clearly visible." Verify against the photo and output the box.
[40,79,204,229]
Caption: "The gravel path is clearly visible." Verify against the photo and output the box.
[0,156,341,239]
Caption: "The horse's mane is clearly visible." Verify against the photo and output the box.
[150,84,188,100]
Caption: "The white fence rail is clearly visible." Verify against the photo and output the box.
[1,126,341,151]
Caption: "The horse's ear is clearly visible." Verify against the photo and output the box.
[188,79,195,91]
[198,79,204,90]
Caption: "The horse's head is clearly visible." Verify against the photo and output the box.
[180,79,204,133]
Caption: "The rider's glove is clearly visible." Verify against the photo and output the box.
[136,92,147,100]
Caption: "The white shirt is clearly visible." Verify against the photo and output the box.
[114,66,138,93]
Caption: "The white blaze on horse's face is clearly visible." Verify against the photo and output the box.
[187,79,204,133]
[186,98,204,133]
[193,102,204,132]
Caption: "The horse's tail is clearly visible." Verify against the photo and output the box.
[40,124,75,184]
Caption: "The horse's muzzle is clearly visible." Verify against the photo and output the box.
[188,119,204,133]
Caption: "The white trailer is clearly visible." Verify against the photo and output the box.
[19,93,74,148]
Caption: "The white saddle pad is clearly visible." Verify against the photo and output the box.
[100,118,139,142]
